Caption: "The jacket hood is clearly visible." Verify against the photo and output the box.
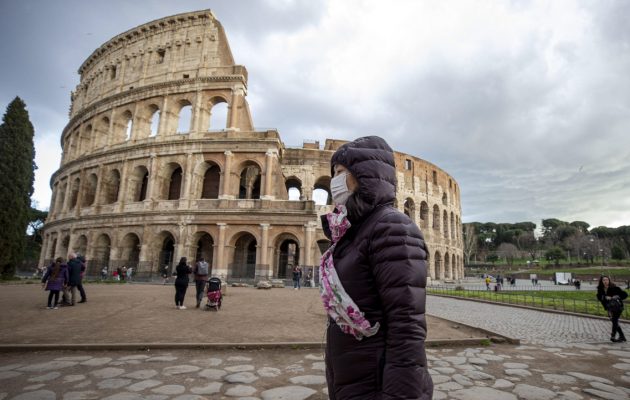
[330,136,396,223]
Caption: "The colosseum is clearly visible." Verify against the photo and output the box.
[39,10,464,283]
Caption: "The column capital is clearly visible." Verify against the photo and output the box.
[224,150,233,157]
[260,223,270,229]
[265,149,278,157]
[217,223,227,228]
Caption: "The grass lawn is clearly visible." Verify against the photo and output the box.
[428,288,630,320]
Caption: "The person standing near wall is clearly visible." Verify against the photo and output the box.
[193,257,209,308]
[320,136,432,399]
[41,257,68,309]
[174,257,192,310]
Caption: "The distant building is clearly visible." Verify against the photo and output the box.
[40,10,463,281]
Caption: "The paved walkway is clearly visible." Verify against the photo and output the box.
[427,295,630,344]
[1,342,630,399]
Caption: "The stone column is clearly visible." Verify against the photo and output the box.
[215,223,228,278]
[227,87,244,131]
[117,160,129,212]
[191,90,203,135]
[304,222,316,268]
[38,234,50,267]
[258,224,270,278]
[261,149,277,200]
[182,152,194,203]
[107,109,116,147]
[54,231,65,259]
[157,97,169,137]
[146,153,159,202]
[219,151,234,199]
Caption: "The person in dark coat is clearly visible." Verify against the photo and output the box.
[597,275,628,342]
[67,253,83,306]
[41,257,69,309]
[320,136,433,400]
[76,254,87,303]
[174,257,192,309]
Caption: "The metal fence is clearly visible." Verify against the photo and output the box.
[428,286,630,320]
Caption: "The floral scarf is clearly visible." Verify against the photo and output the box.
[319,205,380,340]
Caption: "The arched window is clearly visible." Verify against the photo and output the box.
[82,173,98,207]
[129,166,149,202]
[201,165,221,199]
[404,198,415,219]
[177,104,192,133]
[313,176,332,205]
[442,192,448,206]
[150,109,160,137]
[450,212,455,240]
[168,167,183,200]
[420,201,429,226]
[209,101,228,131]
[238,165,261,199]
[124,113,133,141]
[285,177,302,201]
[69,178,80,210]
[432,205,440,230]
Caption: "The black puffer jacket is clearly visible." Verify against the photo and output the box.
[323,136,433,400]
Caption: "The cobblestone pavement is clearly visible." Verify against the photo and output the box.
[1,342,630,400]
[427,295,630,344]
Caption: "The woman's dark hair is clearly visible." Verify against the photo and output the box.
[51,257,63,280]
[597,275,616,291]
[178,257,187,266]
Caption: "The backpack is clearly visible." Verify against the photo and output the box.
[197,261,209,276]
[608,297,624,315]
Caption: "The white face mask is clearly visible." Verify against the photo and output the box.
[331,171,353,205]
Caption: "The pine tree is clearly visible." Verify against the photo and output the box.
[0,97,36,278]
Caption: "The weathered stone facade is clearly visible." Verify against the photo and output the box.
[39,10,464,282]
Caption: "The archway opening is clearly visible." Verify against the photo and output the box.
[195,233,214,275]
[231,233,257,279]
[201,164,221,199]
[285,177,302,201]
[404,198,415,218]
[93,234,111,273]
[168,167,183,200]
[159,234,176,274]
[238,164,261,199]
[313,176,331,205]
[120,233,141,270]
[277,238,299,279]
[435,251,443,280]
[208,100,228,131]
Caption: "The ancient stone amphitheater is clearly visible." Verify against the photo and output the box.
[39,10,464,282]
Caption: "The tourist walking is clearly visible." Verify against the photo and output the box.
[174,257,192,309]
[41,257,69,309]
[76,254,88,303]
[292,265,303,290]
[193,257,209,308]
[320,136,432,399]
[67,253,84,305]
[126,266,133,282]
[597,275,627,342]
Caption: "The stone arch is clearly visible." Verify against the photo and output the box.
[404,198,415,219]
[313,176,331,205]
[426,250,434,280]
[128,165,149,202]
[452,253,457,279]
[69,177,80,210]
[273,233,300,279]
[93,233,112,269]
[229,231,257,279]
[73,235,88,257]
[119,232,141,269]
[81,124,93,155]
[193,232,214,273]
[432,205,440,230]
[420,201,429,228]
[166,164,183,200]
[95,116,110,149]
[238,161,262,200]
[208,97,229,131]
[177,100,193,134]
[450,212,455,240]
[442,192,448,206]
[155,230,177,273]
[285,176,302,201]
[49,237,58,260]
[200,162,221,199]
[57,181,67,213]
[82,173,98,207]
[101,168,121,204]
[122,110,133,141]
[434,250,443,280]
[443,210,449,239]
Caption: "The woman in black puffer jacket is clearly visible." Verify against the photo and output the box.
[597,275,628,342]
[320,136,433,400]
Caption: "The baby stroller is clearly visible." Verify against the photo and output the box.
[205,277,222,311]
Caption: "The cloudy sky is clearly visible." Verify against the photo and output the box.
[1,0,629,229]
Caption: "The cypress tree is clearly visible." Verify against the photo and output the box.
[0,97,36,278]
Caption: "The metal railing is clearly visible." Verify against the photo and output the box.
[428,286,630,320]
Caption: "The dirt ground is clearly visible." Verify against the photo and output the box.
[0,283,487,345]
